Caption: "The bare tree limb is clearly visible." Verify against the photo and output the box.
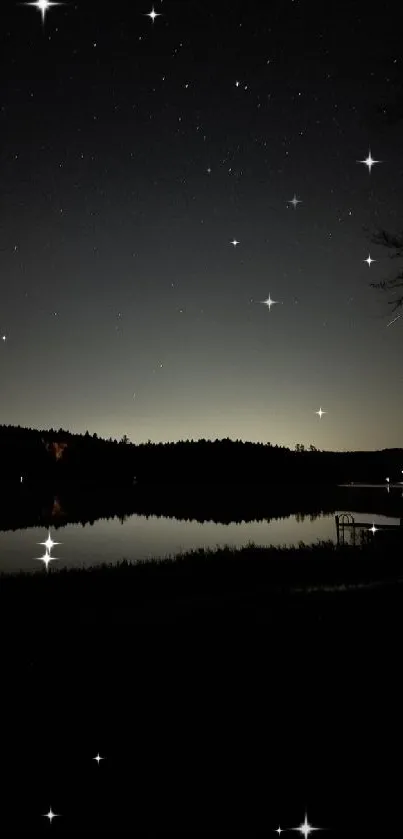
[364,224,403,314]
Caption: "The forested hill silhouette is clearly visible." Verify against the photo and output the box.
[0,424,402,486]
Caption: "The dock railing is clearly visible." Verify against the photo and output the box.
[335,513,403,547]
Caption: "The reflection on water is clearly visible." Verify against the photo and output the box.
[0,508,400,574]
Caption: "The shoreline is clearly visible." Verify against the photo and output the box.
[1,539,402,629]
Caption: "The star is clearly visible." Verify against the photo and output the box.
[35,549,59,570]
[24,1,62,24]
[2,335,6,342]
[357,148,381,173]
[235,80,240,87]
[288,194,302,209]
[145,7,161,22]
[293,813,321,837]
[44,808,59,823]
[230,239,240,246]
[94,753,104,764]
[369,523,378,535]
[315,407,326,419]
[38,531,61,552]
[261,294,278,311]
[363,253,376,267]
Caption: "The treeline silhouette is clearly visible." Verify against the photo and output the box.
[0,423,402,487]
[1,479,402,534]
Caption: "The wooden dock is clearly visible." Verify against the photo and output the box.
[338,483,403,489]
[335,513,403,547]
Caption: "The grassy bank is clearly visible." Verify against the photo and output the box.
[1,538,402,629]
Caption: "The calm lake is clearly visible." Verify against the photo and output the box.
[0,505,400,574]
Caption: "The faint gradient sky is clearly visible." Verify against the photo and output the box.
[1,0,403,449]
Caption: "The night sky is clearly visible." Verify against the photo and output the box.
[1,0,403,450]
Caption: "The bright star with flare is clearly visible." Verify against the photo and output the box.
[288,194,302,209]
[44,808,59,823]
[35,548,59,570]
[363,254,376,267]
[357,149,381,173]
[24,1,62,24]
[293,812,321,838]
[145,7,161,22]
[369,523,378,535]
[230,239,240,246]
[315,407,326,419]
[38,531,61,552]
[261,294,278,311]
[94,753,104,764]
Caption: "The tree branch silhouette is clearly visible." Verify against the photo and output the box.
[363,224,403,316]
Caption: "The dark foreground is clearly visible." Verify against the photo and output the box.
[1,538,403,627]
[1,539,402,835]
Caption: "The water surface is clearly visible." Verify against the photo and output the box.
[0,508,399,574]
